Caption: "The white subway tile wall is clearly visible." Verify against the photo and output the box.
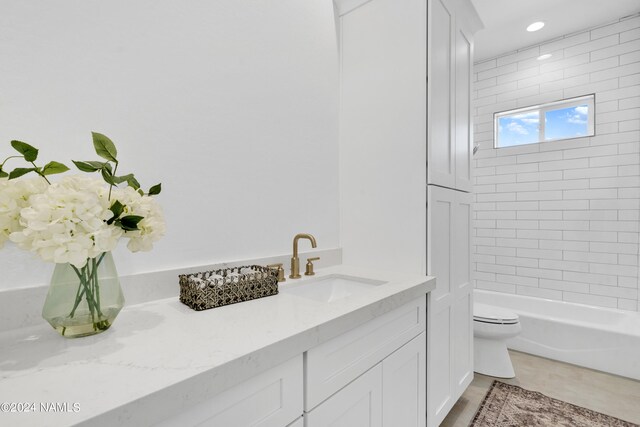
[473,15,640,311]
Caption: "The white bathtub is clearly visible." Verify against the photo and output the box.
[474,290,640,381]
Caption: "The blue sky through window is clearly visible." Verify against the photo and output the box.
[497,111,539,147]
[544,104,589,141]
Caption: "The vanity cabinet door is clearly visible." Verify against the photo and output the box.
[158,356,303,427]
[305,364,382,427]
[382,332,426,427]
[305,298,425,410]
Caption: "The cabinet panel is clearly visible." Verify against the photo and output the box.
[427,187,453,303]
[382,332,426,427]
[159,356,302,427]
[306,364,383,427]
[427,186,472,425]
[455,27,472,191]
[428,303,452,424]
[427,0,455,188]
[453,292,473,391]
[453,192,474,392]
[306,298,425,410]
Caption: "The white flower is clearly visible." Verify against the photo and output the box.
[5,172,165,268]
[111,186,166,253]
[0,177,47,248]
[9,176,122,268]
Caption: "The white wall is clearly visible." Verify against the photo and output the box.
[473,15,640,311]
[338,0,427,274]
[0,0,340,290]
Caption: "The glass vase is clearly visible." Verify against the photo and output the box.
[42,252,124,338]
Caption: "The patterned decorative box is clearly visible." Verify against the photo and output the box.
[179,265,278,311]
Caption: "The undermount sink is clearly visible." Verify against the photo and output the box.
[282,275,386,303]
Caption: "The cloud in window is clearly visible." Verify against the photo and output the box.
[507,121,529,135]
[567,115,587,125]
[574,105,588,115]
[512,111,540,124]
[568,105,588,124]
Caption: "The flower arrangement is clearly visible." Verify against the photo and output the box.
[0,132,165,337]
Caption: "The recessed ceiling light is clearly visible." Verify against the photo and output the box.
[527,21,545,32]
[537,54,552,61]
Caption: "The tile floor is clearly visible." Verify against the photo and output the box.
[441,350,640,426]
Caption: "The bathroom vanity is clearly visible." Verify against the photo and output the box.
[0,266,434,427]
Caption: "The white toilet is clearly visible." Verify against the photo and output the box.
[473,303,521,378]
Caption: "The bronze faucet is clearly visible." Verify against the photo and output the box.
[290,233,317,279]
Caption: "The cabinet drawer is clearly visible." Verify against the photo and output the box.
[159,355,302,427]
[305,297,426,410]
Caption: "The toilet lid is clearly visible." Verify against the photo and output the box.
[473,303,519,324]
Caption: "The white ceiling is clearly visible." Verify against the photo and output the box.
[471,0,640,63]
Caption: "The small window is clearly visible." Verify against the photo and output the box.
[494,94,595,148]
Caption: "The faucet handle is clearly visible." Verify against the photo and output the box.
[267,263,286,282]
[305,257,320,276]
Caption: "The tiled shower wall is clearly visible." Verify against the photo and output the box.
[472,15,640,311]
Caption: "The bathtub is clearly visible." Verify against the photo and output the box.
[474,290,640,381]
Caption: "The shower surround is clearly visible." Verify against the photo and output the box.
[472,15,640,311]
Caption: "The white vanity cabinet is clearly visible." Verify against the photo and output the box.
[305,298,427,427]
[158,296,427,427]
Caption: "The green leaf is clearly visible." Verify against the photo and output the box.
[113,173,134,184]
[102,162,113,174]
[107,200,125,225]
[91,132,118,162]
[88,160,107,169]
[127,176,141,190]
[11,140,38,162]
[148,183,162,195]
[101,167,117,185]
[117,215,144,231]
[8,167,36,180]
[110,200,125,217]
[0,170,8,178]
[42,161,69,176]
[73,160,104,172]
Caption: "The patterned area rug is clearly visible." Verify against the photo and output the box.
[470,380,639,427]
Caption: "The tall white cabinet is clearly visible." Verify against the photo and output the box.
[426,0,479,424]
[336,0,481,425]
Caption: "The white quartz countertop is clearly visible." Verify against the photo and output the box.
[0,265,434,427]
